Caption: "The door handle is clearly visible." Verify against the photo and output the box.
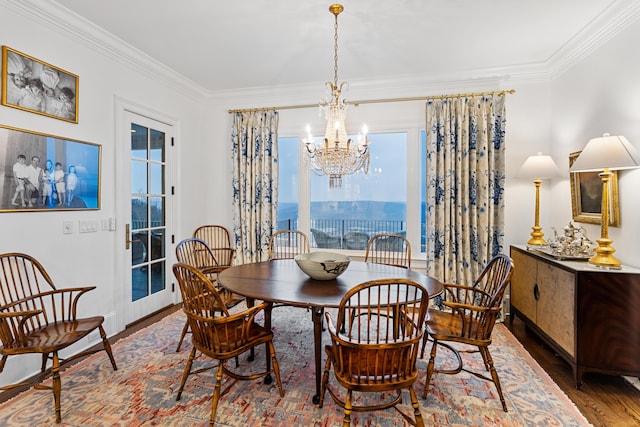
[125,224,141,250]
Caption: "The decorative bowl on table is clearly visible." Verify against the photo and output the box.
[294,252,351,280]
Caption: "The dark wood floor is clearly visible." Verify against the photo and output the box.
[2,305,639,426]
[504,315,640,427]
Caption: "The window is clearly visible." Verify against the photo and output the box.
[309,132,407,250]
[279,131,430,252]
[277,137,299,230]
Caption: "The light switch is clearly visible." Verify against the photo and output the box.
[79,219,98,233]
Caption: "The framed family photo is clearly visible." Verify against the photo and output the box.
[0,125,100,212]
[1,46,79,123]
[569,151,620,226]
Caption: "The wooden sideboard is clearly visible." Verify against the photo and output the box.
[509,245,640,388]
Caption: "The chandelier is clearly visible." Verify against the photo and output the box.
[304,3,370,189]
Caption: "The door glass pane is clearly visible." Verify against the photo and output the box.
[150,231,164,261]
[131,196,147,230]
[131,124,148,159]
[150,262,166,294]
[149,163,164,194]
[131,160,147,194]
[132,266,148,301]
[150,129,165,162]
[150,196,165,227]
[130,123,167,303]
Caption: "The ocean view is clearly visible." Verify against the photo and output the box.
[279,201,407,221]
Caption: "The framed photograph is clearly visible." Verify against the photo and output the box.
[0,124,100,212]
[1,46,78,123]
[569,151,620,226]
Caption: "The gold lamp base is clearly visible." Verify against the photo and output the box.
[527,226,546,246]
[589,237,622,269]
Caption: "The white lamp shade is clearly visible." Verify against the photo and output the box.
[518,152,562,179]
[570,134,640,172]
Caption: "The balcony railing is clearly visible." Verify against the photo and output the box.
[277,218,406,250]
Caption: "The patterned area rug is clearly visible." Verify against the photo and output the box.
[0,305,591,426]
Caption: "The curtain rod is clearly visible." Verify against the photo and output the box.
[227,89,515,113]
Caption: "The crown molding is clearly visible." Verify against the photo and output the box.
[547,0,640,78]
[7,0,640,105]
[4,0,209,101]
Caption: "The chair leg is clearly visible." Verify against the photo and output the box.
[423,338,438,399]
[268,341,284,397]
[176,347,197,401]
[481,346,508,412]
[420,329,431,359]
[261,303,273,373]
[98,326,118,371]
[51,352,62,423]
[247,298,256,361]
[342,389,353,426]
[176,320,190,352]
[41,353,49,372]
[409,386,425,427]
[318,354,333,408]
[209,362,225,427]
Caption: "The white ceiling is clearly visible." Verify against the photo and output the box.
[50,0,633,93]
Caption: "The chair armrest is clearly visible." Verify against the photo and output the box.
[5,286,96,322]
[0,309,43,345]
[217,301,272,339]
[442,283,491,306]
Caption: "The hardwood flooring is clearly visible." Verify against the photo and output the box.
[504,315,640,427]
[2,305,638,426]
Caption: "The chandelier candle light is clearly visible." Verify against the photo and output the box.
[518,152,562,246]
[569,134,640,268]
[304,3,370,189]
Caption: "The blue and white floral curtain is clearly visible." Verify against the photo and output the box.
[425,94,506,285]
[231,110,279,264]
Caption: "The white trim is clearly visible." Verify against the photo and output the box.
[114,96,181,330]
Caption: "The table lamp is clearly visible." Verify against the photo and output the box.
[518,152,562,246]
[569,134,640,268]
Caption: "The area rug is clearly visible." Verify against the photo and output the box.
[0,305,591,426]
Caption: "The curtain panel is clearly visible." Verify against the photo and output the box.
[231,110,279,264]
[425,94,506,285]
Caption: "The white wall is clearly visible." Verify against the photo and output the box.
[0,3,211,386]
[549,18,640,268]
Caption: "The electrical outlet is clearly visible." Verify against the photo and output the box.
[63,220,73,234]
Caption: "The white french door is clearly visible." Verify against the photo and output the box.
[119,110,175,324]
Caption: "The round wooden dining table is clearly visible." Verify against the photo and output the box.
[218,259,444,404]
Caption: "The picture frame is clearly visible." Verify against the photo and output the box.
[1,46,78,123]
[0,124,100,212]
[569,151,620,226]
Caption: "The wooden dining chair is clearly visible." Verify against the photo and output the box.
[174,238,244,352]
[172,262,284,426]
[319,278,429,426]
[421,254,514,412]
[0,252,118,423]
[365,233,412,269]
[267,229,310,260]
[193,225,235,269]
